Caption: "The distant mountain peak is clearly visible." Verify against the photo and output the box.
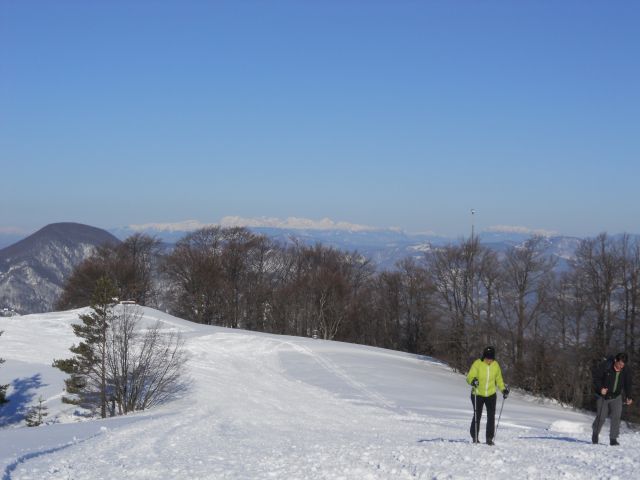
[0,222,119,258]
[0,223,120,314]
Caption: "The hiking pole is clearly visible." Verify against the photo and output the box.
[595,394,605,420]
[592,393,606,442]
[494,390,508,440]
[473,386,479,443]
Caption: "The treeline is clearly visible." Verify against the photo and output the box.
[57,228,640,421]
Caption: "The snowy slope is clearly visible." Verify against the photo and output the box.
[1,308,639,479]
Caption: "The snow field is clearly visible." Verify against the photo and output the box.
[1,308,640,479]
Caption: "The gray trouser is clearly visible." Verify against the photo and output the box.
[592,395,623,440]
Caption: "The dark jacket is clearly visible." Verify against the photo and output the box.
[593,359,633,401]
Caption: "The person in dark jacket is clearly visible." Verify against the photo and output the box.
[592,352,633,446]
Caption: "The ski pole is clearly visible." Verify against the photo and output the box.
[494,394,506,440]
[596,394,605,419]
[593,394,605,438]
[473,387,479,443]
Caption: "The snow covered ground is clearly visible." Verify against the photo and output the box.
[1,307,639,479]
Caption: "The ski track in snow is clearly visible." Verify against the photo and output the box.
[2,309,640,479]
[279,340,401,413]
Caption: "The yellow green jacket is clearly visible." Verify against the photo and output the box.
[466,359,506,397]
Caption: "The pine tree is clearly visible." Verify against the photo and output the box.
[25,396,48,427]
[0,331,8,406]
[53,276,118,418]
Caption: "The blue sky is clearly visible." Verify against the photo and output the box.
[1,1,639,237]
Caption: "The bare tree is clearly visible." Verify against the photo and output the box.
[496,236,556,385]
[56,247,117,310]
[218,228,266,329]
[457,241,504,358]
[56,234,161,310]
[107,305,187,414]
[265,243,302,335]
[547,271,591,407]
[571,233,622,359]
[307,245,350,340]
[114,233,163,305]
[162,227,225,325]
[396,258,437,355]
[371,271,403,350]
[618,234,640,356]
[426,238,480,370]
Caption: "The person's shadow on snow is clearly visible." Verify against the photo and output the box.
[519,435,591,444]
[0,374,46,427]
[418,438,469,444]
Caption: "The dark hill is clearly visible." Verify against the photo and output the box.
[0,223,120,313]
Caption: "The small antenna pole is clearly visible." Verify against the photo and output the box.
[471,209,476,240]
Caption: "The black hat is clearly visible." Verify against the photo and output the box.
[615,352,628,363]
[482,346,496,360]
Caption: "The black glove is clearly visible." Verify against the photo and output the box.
[502,387,510,399]
[471,378,479,388]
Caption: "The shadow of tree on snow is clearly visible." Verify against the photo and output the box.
[0,374,46,427]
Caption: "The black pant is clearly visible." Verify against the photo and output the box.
[470,393,497,441]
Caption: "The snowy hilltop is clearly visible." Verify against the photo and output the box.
[1,307,639,479]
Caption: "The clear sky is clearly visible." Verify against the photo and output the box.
[1,1,639,237]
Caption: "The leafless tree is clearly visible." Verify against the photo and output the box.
[571,233,622,359]
[162,227,225,325]
[546,271,591,407]
[114,233,163,305]
[56,246,118,310]
[426,238,480,370]
[475,247,501,346]
[56,234,161,310]
[618,234,640,356]
[496,236,556,385]
[107,305,187,414]
[396,258,437,355]
[370,270,403,350]
[264,243,302,335]
[304,245,368,340]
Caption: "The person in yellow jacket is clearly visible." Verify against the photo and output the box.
[466,346,509,445]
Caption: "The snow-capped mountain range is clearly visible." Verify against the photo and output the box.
[111,217,583,271]
[1,218,627,315]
